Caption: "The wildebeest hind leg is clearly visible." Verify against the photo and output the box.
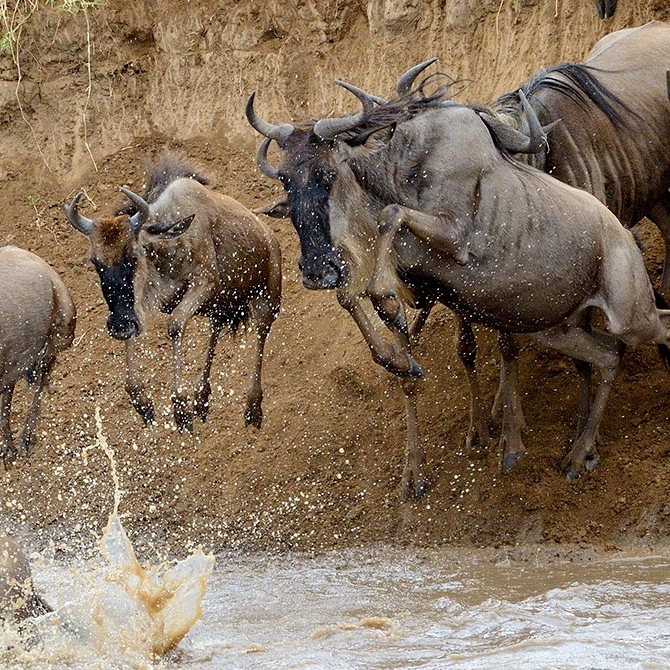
[531,326,622,481]
[194,323,221,422]
[648,192,670,296]
[243,297,276,429]
[17,360,50,457]
[0,385,15,467]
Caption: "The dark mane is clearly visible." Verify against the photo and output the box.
[495,62,632,128]
[116,153,210,216]
[343,73,461,142]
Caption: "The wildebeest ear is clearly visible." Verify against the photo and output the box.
[345,122,396,150]
[253,198,291,219]
[146,214,195,238]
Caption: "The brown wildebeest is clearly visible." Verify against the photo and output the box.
[0,246,76,466]
[247,78,670,497]
[0,534,51,623]
[64,155,281,432]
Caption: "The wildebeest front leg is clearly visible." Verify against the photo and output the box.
[124,338,155,425]
[457,318,492,451]
[168,283,212,432]
[0,386,15,466]
[338,295,426,498]
[340,296,424,377]
[368,204,469,331]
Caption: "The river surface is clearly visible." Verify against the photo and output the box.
[4,542,670,670]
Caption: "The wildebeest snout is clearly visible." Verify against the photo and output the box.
[106,309,141,340]
[298,251,347,290]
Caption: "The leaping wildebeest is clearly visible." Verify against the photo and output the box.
[247,75,670,498]
[64,155,281,432]
[0,246,76,466]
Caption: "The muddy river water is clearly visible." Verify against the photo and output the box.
[4,540,670,669]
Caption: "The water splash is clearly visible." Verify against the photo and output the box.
[7,408,215,666]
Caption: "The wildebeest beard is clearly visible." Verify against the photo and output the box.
[93,252,140,339]
[283,164,347,290]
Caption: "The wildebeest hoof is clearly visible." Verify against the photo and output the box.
[245,405,263,429]
[131,397,155,425]
[172,396,194,433]
[194,387,211,422]
[407,355,424,378]
[502,449,525,472]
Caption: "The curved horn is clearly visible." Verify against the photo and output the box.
[63,191,95,235]
[313,80,375,140]
[256,137,280,180]
[245,92,295,145]
[480,89,558,154]
[119,187,150,232]
[396,58,438,95]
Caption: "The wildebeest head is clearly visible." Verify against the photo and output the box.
[64,189,194,339]
[246,93,360,290]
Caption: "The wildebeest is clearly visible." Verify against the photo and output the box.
[64,155,281,432]
[493,21,670,292]
[247,76,670,498]
[0,246,76,466]
[0,534,51,623]
[594,0,616,19]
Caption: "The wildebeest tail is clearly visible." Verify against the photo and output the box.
[654,288,670,371]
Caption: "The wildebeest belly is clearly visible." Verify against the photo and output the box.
[401,241,599,333]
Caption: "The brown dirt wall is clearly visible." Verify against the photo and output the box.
[1,0,670,560]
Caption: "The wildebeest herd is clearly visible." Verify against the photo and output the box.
[1,19,668,518]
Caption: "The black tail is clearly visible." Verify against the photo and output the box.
[654,289,670,371]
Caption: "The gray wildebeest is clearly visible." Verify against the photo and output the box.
[0,246,75,467]
[493,21,670,292]
[247,76,670,498]
[64,155,281,432]
[0,534,51,624]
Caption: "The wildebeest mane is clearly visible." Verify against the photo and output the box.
[116,153,210,216]
[496,63,633,128]
[343,73,461,144]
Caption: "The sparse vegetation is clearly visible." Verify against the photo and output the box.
[0,0,100,170]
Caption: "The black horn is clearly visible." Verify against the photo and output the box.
[119,187,151,232]
[256,137,280,180]
[63,191,94,235]
[245,92,295,145]
[396,58,438,95]
[313,80,375,140]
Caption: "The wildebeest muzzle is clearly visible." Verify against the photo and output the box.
[106,308,141,340]
[298,251,347,290]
